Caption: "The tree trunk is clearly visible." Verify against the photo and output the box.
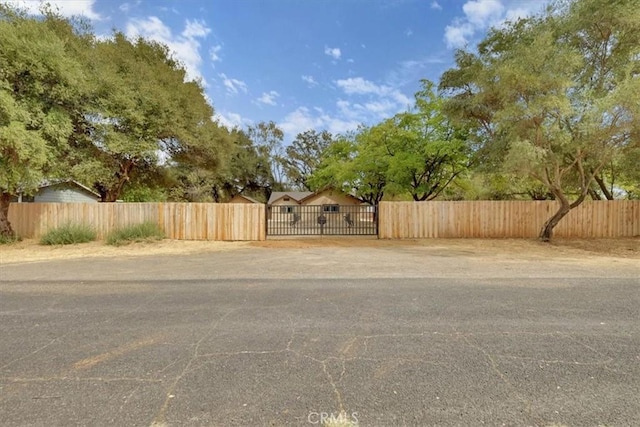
[103,161,135,202]
[594,174,614,200]
[539,199,571,241]
[588,187,602,200]
[0,192,15,239]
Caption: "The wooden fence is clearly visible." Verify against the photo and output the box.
[7,203,266,241]
[7,200,639,241]
[378,200,640,239]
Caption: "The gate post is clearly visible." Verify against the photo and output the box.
[375,203,380,239]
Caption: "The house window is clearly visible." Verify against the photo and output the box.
[280,206,294,213]
[283,197,290,201]
[323,204,340,213]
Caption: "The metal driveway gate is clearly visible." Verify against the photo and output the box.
[267,204,377,236]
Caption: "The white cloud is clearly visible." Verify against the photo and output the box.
[333,77,412,124]
[279,107,360,139]
[214,111,251,129]
[256,91,280,106]
[430,1,442,10]
[463,0,504,27]
[125,17,211,83]
[444,21,475,49]
[335,77,411,106]
[210,44,222,63]
[119,1,141,13]
[405,28,414,37]
[444,0,548,49]
[324,46,342,60]
[335,77,383,95]
[182,20,210,38]
[219,73,248,95]
[6,0,101,20]
[301,75,318,87]
[279,76,413,141]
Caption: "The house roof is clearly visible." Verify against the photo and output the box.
[267,191,313,205]
[230,194,263,204]
[298,189,363,205]
[39,179,100,198]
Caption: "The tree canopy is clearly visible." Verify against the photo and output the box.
[310,80,470,204]
[440,0,640,240]
[0,4,229,236]
[0,5,87,236]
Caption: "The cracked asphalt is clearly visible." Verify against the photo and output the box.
[1,243,639,426]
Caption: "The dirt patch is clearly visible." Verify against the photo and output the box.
[0,239,250,265]
[251,237,640,259]
[1,237,637,266]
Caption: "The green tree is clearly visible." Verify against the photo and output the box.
[383,80,470,201]
[168,121,232,202]
[282,129,333,191]
[173,128,271,202]
[246,121,285,193]
[309,80,469,204]
[66,33,218,202]
[440,0,640,240]
[309,128,389,205]
[0,5,87,237]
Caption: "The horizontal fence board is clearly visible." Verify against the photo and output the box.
[379,200,640,239]
[7,202,266,241]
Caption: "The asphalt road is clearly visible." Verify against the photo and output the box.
[1,245,639,426]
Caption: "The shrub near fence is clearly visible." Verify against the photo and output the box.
[378,200,640,239]
[7,203,266,241]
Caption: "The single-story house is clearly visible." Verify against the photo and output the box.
[13,180,100,203]
[268,189,362,207]
[267,189,363,214]
[227,194,263,204]
[267,189,372,223]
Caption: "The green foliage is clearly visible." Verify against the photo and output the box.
[309,130,388,205]
[282,130,333,191]
[439,0,640,238]
[383,80,471,201]
[66,33,221,202]
[121,185,168,202]
[247,121,285,188]
[0,233,21,244]
[171,127,272,202]
[0,2,231,237]
[39,223,97,245]
[310,80,470,204]
[105,222,165,246]
[0,6,87,236]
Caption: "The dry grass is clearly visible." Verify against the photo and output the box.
[252,237,639,259]
[0,237,637,266]
[0,239,250,265]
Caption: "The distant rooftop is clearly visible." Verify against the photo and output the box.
[267,191,314,205]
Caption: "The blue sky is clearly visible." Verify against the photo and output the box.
[8,0,549,142]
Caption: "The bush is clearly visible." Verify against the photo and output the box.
[40,223,97,245]
[0,234,22,244]
[105,221,165,246]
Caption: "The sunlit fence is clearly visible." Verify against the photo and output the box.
[378,200,640,239]
[7,202,266,241]
[7,200,639,241]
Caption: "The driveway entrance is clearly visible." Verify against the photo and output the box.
[266,204,377,236]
